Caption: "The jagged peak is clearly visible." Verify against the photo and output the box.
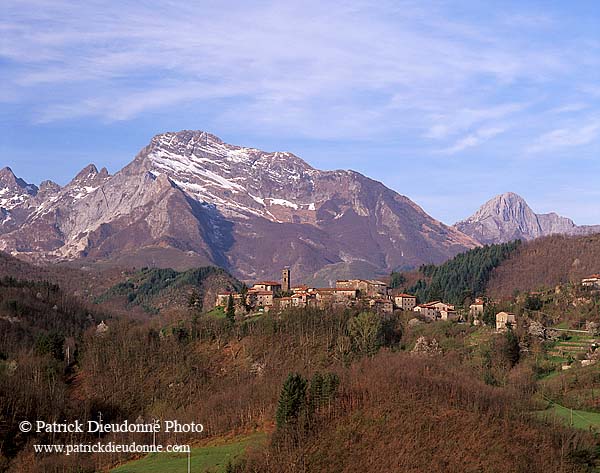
[39,180,62,193]
[74,164,99,180]
[0,167,38,195]
[68,164,110,188]
[152,129,229,147]
[0,166,16,179]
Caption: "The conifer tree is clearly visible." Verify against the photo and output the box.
[226,294,235,324]
[276,373,308,429]
[309,372,324,410]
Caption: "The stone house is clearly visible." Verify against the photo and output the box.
[427,301,455,312]
[250,289,274,308]
[393,293,417,311]
[440,309,459,321]
[336,279,387,297]
[252,281,282,293]
[469,298,485,318]
[216,292,236,307]
[414,304,439,321]
[496,312,517,331]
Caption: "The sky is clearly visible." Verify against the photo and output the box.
[1,0,599,224]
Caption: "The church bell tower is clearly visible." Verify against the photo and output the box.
[282,267,291,292]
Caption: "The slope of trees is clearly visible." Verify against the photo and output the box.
[488,233,600,298]
[96,266,242,312]
[406,241,520,304]
[240,353,593,473]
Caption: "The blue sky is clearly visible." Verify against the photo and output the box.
[1,0,599,224]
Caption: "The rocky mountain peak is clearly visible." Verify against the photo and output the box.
[0,166,38,212]
[146,129,313,170]
[71,164,109,185]
[468,192,537,224]
[39,180,62,194]
[0,166,16,180]
[454,192,597,244]
[136,130,320,220]
[0,166,37,193]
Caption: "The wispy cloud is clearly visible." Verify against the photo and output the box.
[0,0,596,142]
[442,127,507,154]
[1,0,599,151]
[528,121,600,153]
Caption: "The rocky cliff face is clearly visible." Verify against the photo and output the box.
[454,192,600,244]
[0,130,478,280]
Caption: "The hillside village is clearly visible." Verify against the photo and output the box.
[216,269,600,372]
[216,267,460,320]
[217,268,600,325]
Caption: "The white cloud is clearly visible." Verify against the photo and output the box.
[0,0,598,148]
[528,121,600,153]
[442,127,507,154]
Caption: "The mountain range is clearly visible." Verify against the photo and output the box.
[1,131,598,282]
[0,131,476,282]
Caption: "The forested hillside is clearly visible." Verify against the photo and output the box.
[97,266,242,314]
[0,276,106,358]
[2,248,600,472]
[400,241,520,305]
[2,297,596,472]
[487,233,600,297]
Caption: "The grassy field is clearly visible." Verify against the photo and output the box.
[536,403,600,431]
[111,432,267,473]
[206,306,226,319]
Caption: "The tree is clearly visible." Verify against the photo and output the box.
[309,372,324,410]
[482,302,497,327]
[322,372,340,402]
[389,272,407,289]
[35,332,64,360]
[309,372,340,415]
[348,312,382,356]
[226,294,235,324]
[276,373,308,429]
[524,294,542,311]
[504,326,520,367]
[188,291,201,310]
[239,284,250,312]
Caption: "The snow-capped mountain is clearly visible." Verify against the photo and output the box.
[0,130,478,280]
[454,192,600,244]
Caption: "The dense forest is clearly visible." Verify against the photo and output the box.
[397,241,521,305]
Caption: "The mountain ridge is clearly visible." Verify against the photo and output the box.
[0,130,478,280]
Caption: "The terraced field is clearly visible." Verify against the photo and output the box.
[547,331,595,361]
